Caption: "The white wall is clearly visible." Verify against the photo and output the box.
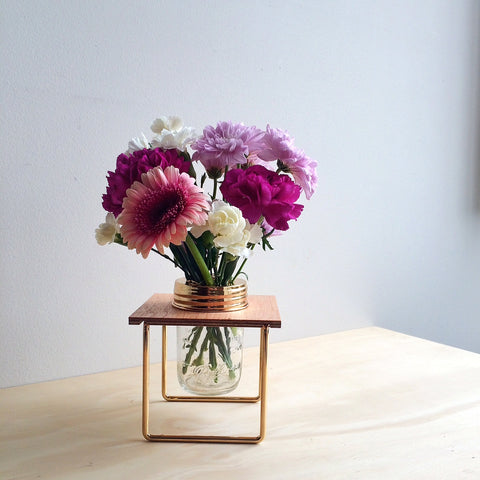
[1,0,479,388]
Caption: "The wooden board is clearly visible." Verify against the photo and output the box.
[128,294,282,328]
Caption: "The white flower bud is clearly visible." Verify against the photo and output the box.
[95,212,119,245]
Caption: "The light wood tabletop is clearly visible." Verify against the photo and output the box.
[2,327,479,479]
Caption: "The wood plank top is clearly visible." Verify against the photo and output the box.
[128,294,281,328]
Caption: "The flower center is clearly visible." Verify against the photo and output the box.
[136,187,185,233]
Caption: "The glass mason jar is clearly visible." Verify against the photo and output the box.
[176,326,244,396]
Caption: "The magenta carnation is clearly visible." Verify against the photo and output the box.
[220,165,304,231]
[191,121,265,174]
[102,148,191,217]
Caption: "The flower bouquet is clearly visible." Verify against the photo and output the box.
[96,116,317,394]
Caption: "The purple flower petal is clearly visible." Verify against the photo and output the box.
[220,165,304,231]
[191,121,265,173]
[102,148,190,217]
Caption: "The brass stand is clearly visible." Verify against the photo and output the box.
[129,294,281,444]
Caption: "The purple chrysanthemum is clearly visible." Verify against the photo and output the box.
[102,148,191,217]
[191,121,265,175]
[220,165,304,231]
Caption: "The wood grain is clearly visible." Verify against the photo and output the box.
[128,294,282,328]
[3,328,480,479]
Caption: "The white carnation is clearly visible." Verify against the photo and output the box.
[95,212,119,246]
[151,126,197,152]
[209,201,245,244]
[150,116,197,152]
[125,133,149,154]
[191,200,262,258]
[223,221,263,257]
[151,116,183,134]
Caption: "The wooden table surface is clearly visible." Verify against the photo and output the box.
[2,327,479,479]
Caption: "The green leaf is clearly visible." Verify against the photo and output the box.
[185,234,214,286]
[261,235,274,251]
[222,257,239,284]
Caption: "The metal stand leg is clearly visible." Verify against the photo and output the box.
[142,324,270,444]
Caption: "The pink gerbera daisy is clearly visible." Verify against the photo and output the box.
[118,166,210,258]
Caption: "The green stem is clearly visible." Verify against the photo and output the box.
[151,248,177,265]
[208,335,217,370]
[185,233,214,286]
[192,332,210,366]
[182,327,203,374]
[217,253,228,285]
[212,327,233,370]
[212,177,218,200]
[232,257,248,282]
[170,244,201,282]
[222,256,238,285]
[114,234,178,265]
[212,249,219,281]
[211,327,236,379]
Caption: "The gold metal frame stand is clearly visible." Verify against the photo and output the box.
[142,324,269,443]
[129,294,281,444]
